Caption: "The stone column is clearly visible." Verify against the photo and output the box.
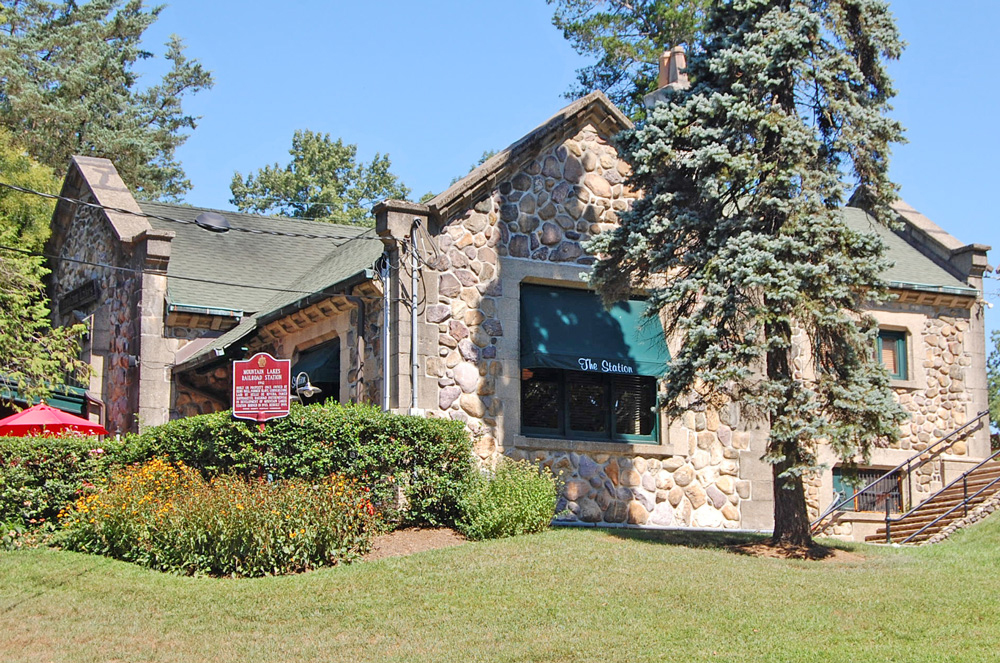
[136,229,175,430]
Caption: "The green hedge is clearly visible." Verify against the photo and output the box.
[0,436,123,528]
[119,402,474,527]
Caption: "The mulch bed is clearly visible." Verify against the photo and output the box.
[730,541,862,561]
[363,527,467,561]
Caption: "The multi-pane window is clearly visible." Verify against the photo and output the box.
[521,368,658,443]
[877,330,908,381]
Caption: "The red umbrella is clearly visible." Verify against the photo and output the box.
[0,403,108,437]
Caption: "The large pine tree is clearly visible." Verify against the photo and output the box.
[589,0,909,545]
[0,0,213,201]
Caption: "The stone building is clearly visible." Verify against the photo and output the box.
[47,90,992,540]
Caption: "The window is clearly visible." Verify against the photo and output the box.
[877,330,908,380]
[832,467,902,513]
[519,284,668,444]
[292,339,340,405]
[521,368,658,442]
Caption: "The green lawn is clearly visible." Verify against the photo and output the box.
[3,519,999,663]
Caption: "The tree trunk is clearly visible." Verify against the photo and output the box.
[771,450,813,546]
[765,318,814,547]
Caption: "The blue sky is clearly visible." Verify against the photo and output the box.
[137,0,1000,336]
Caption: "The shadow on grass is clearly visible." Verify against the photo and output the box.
[595,527,861,561]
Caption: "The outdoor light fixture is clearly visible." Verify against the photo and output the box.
[292,372,321,400]
[194,211,230,233]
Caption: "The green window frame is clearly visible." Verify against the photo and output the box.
[877,330,908,381]
[520,367,659,443]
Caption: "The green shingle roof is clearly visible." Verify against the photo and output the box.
[839,207,975,294]
[139,202,383,314]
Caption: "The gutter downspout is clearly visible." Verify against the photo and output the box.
[381,254,391,412]
[410,219,421,413]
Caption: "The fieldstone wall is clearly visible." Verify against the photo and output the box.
[355,295,385,405]
[412,123,751,528]
[896,315,975,451]
[49,204,142,434]
[173,366,229,419]
[421,124,641,455]
[509,405,752,528]
[807,308,981,531]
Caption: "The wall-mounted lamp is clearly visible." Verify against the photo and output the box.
[292,371,322,400]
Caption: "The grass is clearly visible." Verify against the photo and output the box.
[3,518,1000,662]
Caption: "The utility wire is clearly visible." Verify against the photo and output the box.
[0,181,381,242]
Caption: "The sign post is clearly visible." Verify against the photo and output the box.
[232,352,291,429]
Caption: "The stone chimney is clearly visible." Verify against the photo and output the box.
[644,45,689,109]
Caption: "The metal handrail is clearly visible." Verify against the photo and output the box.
[810,410,989,532]
[886,446,1000,544]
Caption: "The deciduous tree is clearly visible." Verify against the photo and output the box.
[0,130,87,406]
[230,130,410,227]
[0,0,213,200]
[589,0,909,545]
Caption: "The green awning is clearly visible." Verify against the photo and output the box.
[292,343,340,384]
[520,285,670,377]
[0,377,88,415]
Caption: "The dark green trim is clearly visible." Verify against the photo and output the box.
[0,377,88,415]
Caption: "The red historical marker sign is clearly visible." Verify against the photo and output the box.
[232,353,291,423]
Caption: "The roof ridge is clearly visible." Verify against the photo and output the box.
[137,200,372,235]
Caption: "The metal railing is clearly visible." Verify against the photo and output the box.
[810,410,990,534]
[885,446,1000,544]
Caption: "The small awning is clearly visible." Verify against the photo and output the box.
[520,285,670,377]
[292,342,340,384]
[0,377,88,415]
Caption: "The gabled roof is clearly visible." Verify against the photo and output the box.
[839,207,976,295]
[139,201,382,315]
[421,91,632,221]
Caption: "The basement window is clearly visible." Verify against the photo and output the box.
[832,467,902,513]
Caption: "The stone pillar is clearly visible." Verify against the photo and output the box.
[374,200,433,414]
[136,229,175,430]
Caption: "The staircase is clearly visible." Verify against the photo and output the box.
[810,411,993,544]
[866,458,1000,544]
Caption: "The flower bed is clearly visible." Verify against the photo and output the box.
[59,458,377,576]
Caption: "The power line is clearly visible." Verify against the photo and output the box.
[0,181,381,242]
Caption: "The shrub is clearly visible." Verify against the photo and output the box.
[457,458,559,541]
[120,402,474,527]
[0,435,122,529]
[58,458,377,576]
